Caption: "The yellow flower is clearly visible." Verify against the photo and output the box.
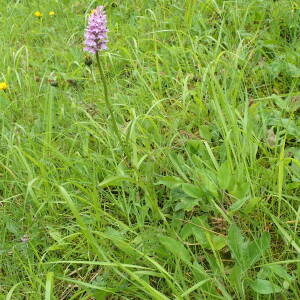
[0,82,8,91]
[34,11,42,17]
[49,11,55,16]
[90,9,96,15]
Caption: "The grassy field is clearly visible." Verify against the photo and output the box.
[0,0,300,299]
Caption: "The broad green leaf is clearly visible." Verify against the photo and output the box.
[250,279,282,294]
[104,228,137,257]
[199,125,212,141]
[229,265,244,296]
[228,225,270,271]
[170,188,187,201]
[91,290,109,300]
[187,140,203,153]
[217,161,231,190]
[244,197,261,213]
[228,224,247,268]
[191,217,226,251]
[272,94,287,110]
[180,224,194,240]
[228,197,247,213]
[158,236,191,263]
[205,254,220,274]
[197,170,218,198]
[168,153,189,181]
[244,232,270,269]
[229,182,250,199]
[287,63,300,77]
[175,198,199,211]
[265,265,292,281]
[155,176,184,189]
[258,265,292,282]
[48,228,63,243]
[211,235,227,251]
[191,217,210,247]
[171,210,185,231]
[192,226,209,247]
[182,183,204,198]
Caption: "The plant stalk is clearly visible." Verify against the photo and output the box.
[95,52,127,156]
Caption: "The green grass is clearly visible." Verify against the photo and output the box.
[0,0,299,299]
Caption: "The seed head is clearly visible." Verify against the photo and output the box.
[84,6,108,54]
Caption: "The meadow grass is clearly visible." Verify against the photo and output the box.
[0,0,299,299]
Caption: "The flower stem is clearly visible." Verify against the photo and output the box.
[95,52,126,155]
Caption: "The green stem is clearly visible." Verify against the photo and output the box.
[95,52,126,155]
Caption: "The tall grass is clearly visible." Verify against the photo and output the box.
[0,0,299,299]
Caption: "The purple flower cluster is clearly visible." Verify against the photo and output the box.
[84,6,108,54]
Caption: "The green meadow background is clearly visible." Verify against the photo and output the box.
[0,0,299,299]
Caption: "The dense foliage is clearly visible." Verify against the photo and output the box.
[0,0,299,299]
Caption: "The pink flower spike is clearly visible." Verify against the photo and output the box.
[84,6,108,54]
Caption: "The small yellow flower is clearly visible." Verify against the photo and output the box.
[49,11,55,16]
[0,82,8,91]
[90,9,96,15]
[34,11,42,18]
